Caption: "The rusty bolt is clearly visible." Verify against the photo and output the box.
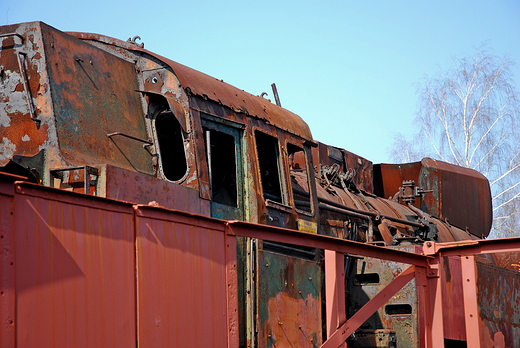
[308,277,312,281]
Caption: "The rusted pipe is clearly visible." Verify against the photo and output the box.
[318,203,371,221]
[318,196,424,228]
[293,187,424,228]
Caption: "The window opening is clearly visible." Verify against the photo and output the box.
[155,110,188,181]
[384,303,412,316]
[354,273,380,285]
[203,127,238,207]
[255,131,283,203]
[287,143,312,213]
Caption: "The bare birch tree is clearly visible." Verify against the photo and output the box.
[391,45,520,238]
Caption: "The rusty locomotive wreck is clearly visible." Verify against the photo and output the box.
[1,22,519,348]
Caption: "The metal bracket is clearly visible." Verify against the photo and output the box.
[426,261,439,278]
[51,166,99,195]
[398,180,432,204]
[0,32,24,44]
[127,35,144,48]
[16,52,39,126]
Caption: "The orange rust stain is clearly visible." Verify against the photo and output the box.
[264,292,320,347]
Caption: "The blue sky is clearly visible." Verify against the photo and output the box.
[2,1,519,164]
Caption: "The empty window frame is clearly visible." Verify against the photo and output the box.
[255,131,284,203]
[287,143,312,213]
[155,110,188,182]
[203,127,238,207]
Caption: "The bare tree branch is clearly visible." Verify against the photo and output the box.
[390,44,520,238]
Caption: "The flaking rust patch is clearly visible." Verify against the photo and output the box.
[0,137,16,163]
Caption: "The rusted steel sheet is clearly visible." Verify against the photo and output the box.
[41,23,153,173]
[373,162,421,205]
[346,245,419,347]
[419,158,492,238]
[375,158,492,238]
[257,249,322,347]
[344,149,373,194]
[102,164,210,215]
[168,60,314,141]
[476,261,520,347]
[440,256,467,342]
[134,205,236,348]
[7,182,136,348]
[316,142,373,193]
[0,23,51,168]
[68,32,313,142]
[0,22,154,178]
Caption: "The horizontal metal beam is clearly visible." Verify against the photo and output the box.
[226,221,430,267]
[423,238,520,257]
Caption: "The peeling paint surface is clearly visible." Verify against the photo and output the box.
[0,137,16,161]
[258,250,322,348]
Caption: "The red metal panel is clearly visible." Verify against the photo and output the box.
[325,250,346,347]
[104,164,211,215]
[225,234,239,347]
[461,255,481,347]
[135,206,231,348]
[440,256,466,341]
[0,177,16,348]
[12,183,136,348]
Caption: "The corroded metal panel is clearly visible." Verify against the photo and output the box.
[440,256,466,341]
[257,250,322,347]
[12,182,136,348]
[103,164,210,215]
[135,206,232,348]
[0,23,52,169]
[41,23,153,173]
[68,32,313,143]
[316,143,373,194]
[347,245,419,348]
[419,158,492,238]
[374,159,492,238]
[343,149,373,194]
[373,162,422,206]
[476,261,520,347]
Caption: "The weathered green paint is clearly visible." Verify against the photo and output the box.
[257,249,322,348]
[201,117,244,221]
